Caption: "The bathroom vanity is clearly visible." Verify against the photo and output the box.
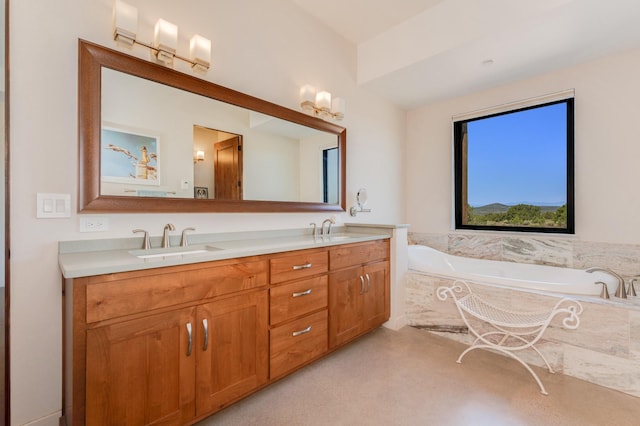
[60,230,390,425]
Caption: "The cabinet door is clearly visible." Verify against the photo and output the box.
[329,266,364,348]
[86,307,196,426]
[196,290,268,416]
[362,261,390,330]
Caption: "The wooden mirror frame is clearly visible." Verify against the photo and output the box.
[78,39,346,213]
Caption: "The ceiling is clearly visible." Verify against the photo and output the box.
[292,0,640,109]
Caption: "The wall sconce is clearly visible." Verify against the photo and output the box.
[193,150,205,163]
[349,188,371,217]
[300,85,345,121]
[113,0,211,73]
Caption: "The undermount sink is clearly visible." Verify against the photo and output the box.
[129,245,223,259]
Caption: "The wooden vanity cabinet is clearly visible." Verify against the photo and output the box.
[66,238,390,425]
[69,256,268,425]
[195,290,268,416]
[328,240,390,348]
[268,249,329,379]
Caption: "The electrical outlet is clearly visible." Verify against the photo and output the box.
[79,216,109,232]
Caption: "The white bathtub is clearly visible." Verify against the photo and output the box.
[407,245,617,296]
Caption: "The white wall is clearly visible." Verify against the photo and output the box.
[406,47,640,245]
[10,0,405,424]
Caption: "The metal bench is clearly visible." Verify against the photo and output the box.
[437,280,583,395]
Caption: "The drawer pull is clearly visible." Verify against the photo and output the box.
[202,318,209,351]
[292,289,312,298]
[292,263,312,270]
[366,273,371,293]
[186,322,193,356]
[292,326,312,337]
[359,275,365,294]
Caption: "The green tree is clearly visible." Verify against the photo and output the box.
[554,204,567,226]
[505,204,542,224]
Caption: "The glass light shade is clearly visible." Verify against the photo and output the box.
[195,150,205,161]
[154,19,178,54]
[315,91,331,111]
[331,97,345,119]
[113,0,138,45]
[300,85,316,103]
[190,34,211,70]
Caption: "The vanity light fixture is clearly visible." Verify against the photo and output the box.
[300,85,345,121]
[193,150,205,163]
[113,0,212,73]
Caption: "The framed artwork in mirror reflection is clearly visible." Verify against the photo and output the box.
[101,124,160,185]
[194,187,209,199]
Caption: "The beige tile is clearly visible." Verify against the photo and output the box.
[546,301,629,357]
[503,237,573,267]
[407,232,448,252]
[564,344,640,397]
[448,234,502,260]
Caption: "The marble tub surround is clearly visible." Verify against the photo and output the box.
[405,272,640,397]
[409,231,640,282]
[58,225,393,278]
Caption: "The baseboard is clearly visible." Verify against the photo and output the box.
[20,410,62,426]
[383,314,407,331]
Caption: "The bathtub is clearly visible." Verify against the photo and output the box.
[407,245,617,297]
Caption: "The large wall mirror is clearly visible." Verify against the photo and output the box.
[79,40,346,213]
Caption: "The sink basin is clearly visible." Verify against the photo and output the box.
[129,245,223,259]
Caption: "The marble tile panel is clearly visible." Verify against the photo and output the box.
[573,240,640,277]
[545,301,629,357]
[405,275,463,327]
[629,310,640,360]
[563,344,640,397]
[448,234,502,260]
[502,237,573,267]
[407,232,448,252]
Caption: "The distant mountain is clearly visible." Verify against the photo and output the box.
[472,202,562,214]
[473,203,509,214]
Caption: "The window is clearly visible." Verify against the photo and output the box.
[454,96,574,233]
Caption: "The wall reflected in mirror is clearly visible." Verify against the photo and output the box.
[101,68,339,203]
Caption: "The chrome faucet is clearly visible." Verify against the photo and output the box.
[586,267,627,299]
[321,217,336,236]
[180,227,195,247]
[162,223,175,248]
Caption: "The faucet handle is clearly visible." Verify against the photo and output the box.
[181,227,195,247]
[133,229,151,250]
[595,281,610,299]
[309,223,318,239]
[629,277,639,297]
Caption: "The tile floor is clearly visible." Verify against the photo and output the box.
[198,326,640,426]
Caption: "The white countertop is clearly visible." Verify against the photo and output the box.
[59,226,395,279]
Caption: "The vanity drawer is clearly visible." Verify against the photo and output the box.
[270,250,328,284]
[270,276,327,325]
[86,259,267,323]
[329,239,389,271]
[270,309,328,379]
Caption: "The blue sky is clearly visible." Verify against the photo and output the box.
[467,102,567,207]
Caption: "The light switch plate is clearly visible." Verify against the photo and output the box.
[37,193,71,218]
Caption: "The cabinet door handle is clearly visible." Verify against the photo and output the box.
[186,322,193,356]
[292,262,312,270]
[366,273,371,293]
[359,275,365,294]
[202,318,209,351]
[292,325,312,337]
[292,289,312,298]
